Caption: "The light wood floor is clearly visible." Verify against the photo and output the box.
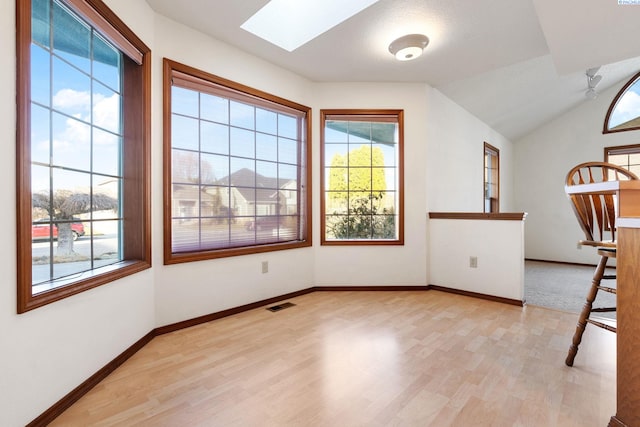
[51,291,616,426]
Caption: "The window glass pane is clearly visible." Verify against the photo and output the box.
[256,133,277,161]
[32,0,51,47]
[172,114,199,151]
[201,93,228,124]
[91,219,122,268]
[172,86,198,117]
[92,33,120,92]
[325,167,347,192]
[256,108,277,134]
[201,219,230,249]
[52,168,90,195]
[325,122,348,142]
[374,142,396,166]
[348,144,373,166]
[52,56,91,120]
[629,153,640,164]
[172,150,199,184]
[231,186,255,216]
[93,81,120,134]
[93,129,120,176]
[31,45,51,107]
[230,158,255,185]
[51,113,91,170]
[278,137,297,164]
[230,101,254,130]
[256,161,278,183]
[348,168,372,191]
[172,184,200,218]
[200,155,217,185]
[325,143,348,165]
[278,114,296,139]
[326,191,348,213]
[201,121,229,155]
[172,218,201,252]
[31,104,51,164]
[278,164,297,188]
[92,179,120,218]
[282,191,298,214]
[372,215,396,239]
[230,128,255,158]
[52,1,90,73]
[32,164,51,220]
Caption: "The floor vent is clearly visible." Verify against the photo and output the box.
[267,302,296,312]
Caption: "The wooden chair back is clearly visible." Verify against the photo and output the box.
[565,162,639,247]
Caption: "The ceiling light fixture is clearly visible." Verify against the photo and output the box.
[585,66,602,100]
[388,34,429,61]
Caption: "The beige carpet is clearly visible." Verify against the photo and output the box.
[524,260,616,318]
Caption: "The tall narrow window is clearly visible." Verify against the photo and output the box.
[17,0,151,312]
[604,144,640,176]
[163,59,311,263]
[484,142,499,213]
[321,110,404,245]
[604,71,640,134]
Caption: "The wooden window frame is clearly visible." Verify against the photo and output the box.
[16,0,151,313]
[320,109,404,246]
[603,70,640,134]
[484,142,499,213]
[163,59,312,264]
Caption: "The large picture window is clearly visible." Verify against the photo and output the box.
[16,0,151,313]
[163,59,312,263]
[320,110,403,245]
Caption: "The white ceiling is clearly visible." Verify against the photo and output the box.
[145,0,640,141]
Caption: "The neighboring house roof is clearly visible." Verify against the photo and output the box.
[172,184,217,203]
[174,169,294,205]
[216,168,281,204]
[611,116,640,131]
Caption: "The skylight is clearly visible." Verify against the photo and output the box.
[241,0,380,52]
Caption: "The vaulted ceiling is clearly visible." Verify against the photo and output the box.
[146,0,640,141]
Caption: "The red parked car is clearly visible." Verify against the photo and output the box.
[32,218,86,241]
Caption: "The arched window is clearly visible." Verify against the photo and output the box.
[604,71,640,133]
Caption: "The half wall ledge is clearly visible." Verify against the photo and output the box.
[428,212,527,303]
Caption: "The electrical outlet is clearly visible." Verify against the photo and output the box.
[262,261,269,274]
[470,256,478,268]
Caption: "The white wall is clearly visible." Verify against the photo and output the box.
[0,1,156,426]
[313,83,429,287]
[1,2,521,425]
[514,81,640,264]
[426,88,515,213]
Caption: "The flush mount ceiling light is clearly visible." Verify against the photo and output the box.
[585,66,602,100]
[388,34,429,61]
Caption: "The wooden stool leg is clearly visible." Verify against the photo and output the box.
[565,255,608,367]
